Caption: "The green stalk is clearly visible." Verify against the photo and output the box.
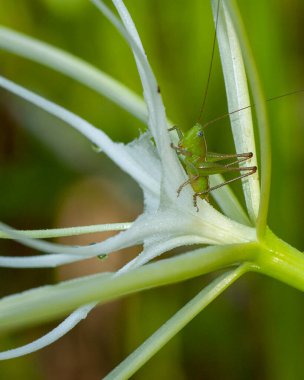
[0,244,256,332]
[1,235,304,334]
[104,265,248,380]
[255,229,304,292]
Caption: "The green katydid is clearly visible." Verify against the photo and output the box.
[169,0,257,211]
[169,123,257,211]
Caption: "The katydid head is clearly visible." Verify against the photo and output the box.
[179,123,207,157]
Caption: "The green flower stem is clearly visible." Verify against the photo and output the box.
[255,229,304,292]
[0,244,256,332]
[0,223,131,239]
[1,233,304,336]
[104,265,248,380]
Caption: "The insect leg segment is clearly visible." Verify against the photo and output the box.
[168,125,184,140]
[206,151,253,163]
[170,143,193,157]
[206,151,254,169]
[176,175,200,197]
[196,164,256,176]
[175,157,202,196]
[193,164,257,211]
[169,126,193,156]
[224,156,253,167]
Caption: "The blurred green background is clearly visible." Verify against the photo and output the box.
[1,0,304,379]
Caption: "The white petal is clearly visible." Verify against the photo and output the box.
[0,76,158,198]
[92,0,188,206]
[0,222,131,239]
[124,132,161,211]
[117,235,208,274]
[0,199,254,269]
[212,0,260,221]
[118,204,255,272]
[0,303,95,360]
[0,219,147,267]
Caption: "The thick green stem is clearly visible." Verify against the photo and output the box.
[0,244,256,332]
[1,232,304,334]
[255,229,304,292]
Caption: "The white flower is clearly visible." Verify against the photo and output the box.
[0,0,259,364]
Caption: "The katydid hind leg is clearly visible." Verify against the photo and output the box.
[206,151,253,163]
[193,166,257,211]
[197,163,257,176]
[224,156,253,167]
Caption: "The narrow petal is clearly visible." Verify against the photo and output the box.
[0,223,131,239]
[0,200,254,269]
[0,303,95,360]
[0,76,159,198]
[211,0,260,222]
[92,0,188,206]
[222,1,271,237]
[0,219,150,267]
[117,235,209,274]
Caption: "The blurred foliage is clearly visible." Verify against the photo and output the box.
[0,0,304,379]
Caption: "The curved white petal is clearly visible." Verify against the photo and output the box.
[118,203,255,273]
[118,235,208,274]
[0,222,131,240]
[92,0,188,206]
[0,218,152,267]
[0,199,254,269]
[0,303,95,360]
[0,220,144,267]
[107,0,196,208]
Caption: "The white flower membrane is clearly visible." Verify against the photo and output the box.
[0,0,258,361]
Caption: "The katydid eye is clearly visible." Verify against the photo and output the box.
[197,130,204,137]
